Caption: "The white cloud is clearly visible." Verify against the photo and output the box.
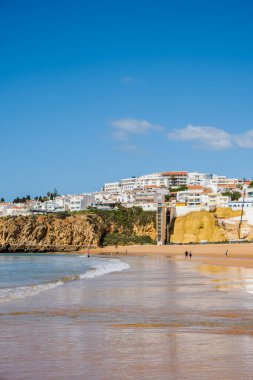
[110,118,163,140]
[110,117,253,152]
[168,124,233,150]
[235,130,253,148]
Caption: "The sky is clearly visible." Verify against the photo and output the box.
[1,0,253,200]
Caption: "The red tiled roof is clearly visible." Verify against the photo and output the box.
[217,184,237,188]
[187,185,206,190]
[162,171,188,176]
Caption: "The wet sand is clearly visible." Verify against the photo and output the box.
[1,253,253,379]
[89,242,253,268]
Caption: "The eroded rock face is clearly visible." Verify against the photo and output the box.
[0,213,157,252]
[170,211,227,243]
[132,222,157,241]
[0,214,105,251]
[169,209,253,243]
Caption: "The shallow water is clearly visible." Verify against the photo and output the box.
[0,253,129,304]
[1,254,253,379]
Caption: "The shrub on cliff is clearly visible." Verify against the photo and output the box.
[101,232,155,246]
[73,206,156,235]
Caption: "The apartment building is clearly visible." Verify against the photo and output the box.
[69,194,95,212]
[103,182,121,193]
[202,193,230,208]
[176,188,203,206]
[162,171,188,188]
[121,177,137,191]
[0,203,30,216]
[136,173,169,189]
[187,172,211,186]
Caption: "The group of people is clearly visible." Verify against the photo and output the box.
[184,249,229,259]
[185,250,192,259]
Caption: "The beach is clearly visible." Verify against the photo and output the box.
[1,247,253,379]
[90,242,253,268]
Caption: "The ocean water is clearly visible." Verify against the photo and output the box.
[0,253,130,304]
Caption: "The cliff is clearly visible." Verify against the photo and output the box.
[0,208,156,252]
[169,208,253,243]
[0,214,105,252]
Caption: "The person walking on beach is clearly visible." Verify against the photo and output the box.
[225,250,228,256]
[185,250,188,258]
[189,251,192,259]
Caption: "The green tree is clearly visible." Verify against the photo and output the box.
[169,185,188,192]
[249,181,253,188]
[53,188,59,198]
[0,198,5,203]
[222,191,241,201]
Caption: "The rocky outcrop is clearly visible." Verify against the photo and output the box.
[0,214,105,252]
[169,208,253,243]
[132,222,156,241]
[0,211,157,252]
[170,211,226,243]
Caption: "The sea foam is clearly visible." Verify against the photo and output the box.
[0,258,130,304]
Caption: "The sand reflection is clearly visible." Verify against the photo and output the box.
[197,264,253,294]
[2,256,253,379]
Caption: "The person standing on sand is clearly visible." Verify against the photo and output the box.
[225,250,228,256]
[185,250,188,257]
[189,251,192,259]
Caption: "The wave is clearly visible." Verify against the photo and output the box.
[80,259,130,279]
[0,258,130,304]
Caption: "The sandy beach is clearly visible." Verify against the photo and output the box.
[2,248,253,379]
[89,242,253,268]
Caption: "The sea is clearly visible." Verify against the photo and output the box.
[0,253,130,304]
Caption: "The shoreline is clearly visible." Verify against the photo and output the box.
[88,242,253,269]
[1,241,253,269]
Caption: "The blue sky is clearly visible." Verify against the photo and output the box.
[1,0,253,199]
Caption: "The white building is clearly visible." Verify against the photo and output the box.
[176,188,230,210]
[229,200,253,209]
[162,171,188,188]
[187,172,212,187]
[121,177,138,191]
[103,182,121,193]
[69,194,95,212]
[202,193,230,208]
[136,173,169,189]
[0,203,31,216]
[176,188,205,206]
